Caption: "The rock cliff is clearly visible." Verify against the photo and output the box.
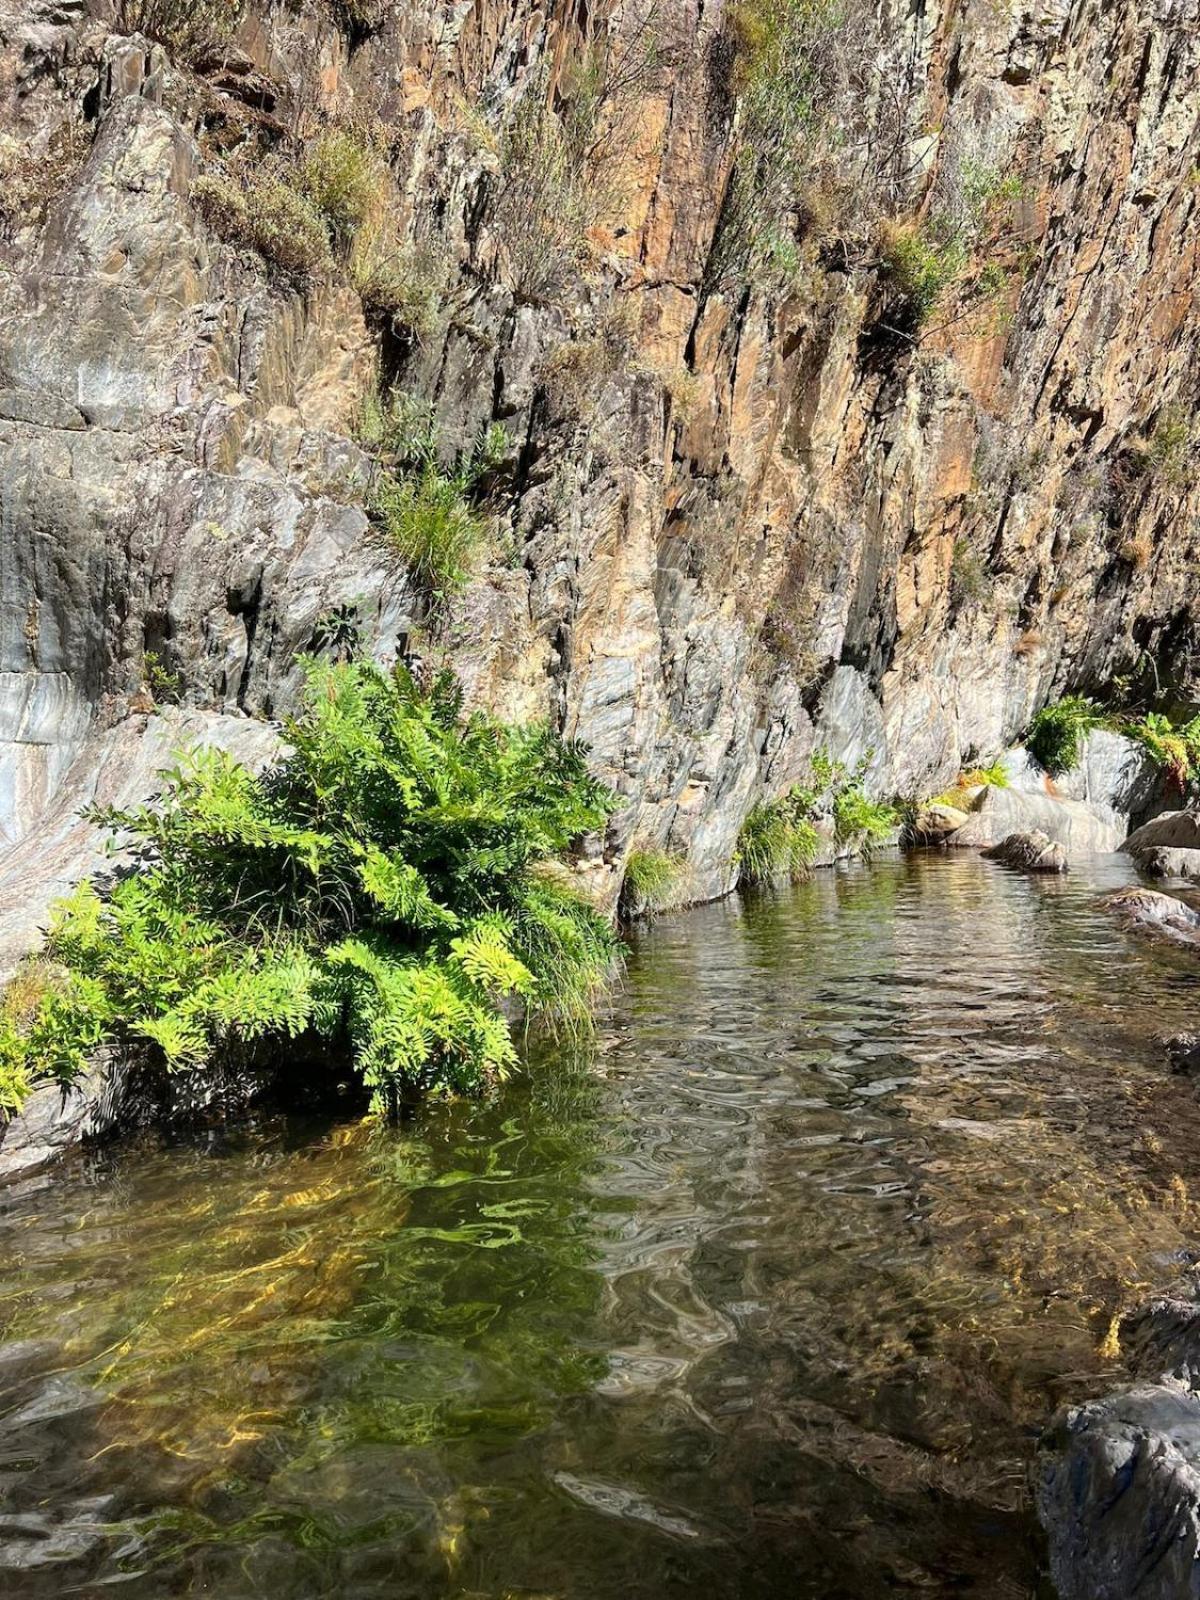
[1,0,1199,930]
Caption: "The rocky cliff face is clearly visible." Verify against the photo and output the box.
[1,0,1198,927]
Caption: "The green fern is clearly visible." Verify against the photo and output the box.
[0,660,620,1118]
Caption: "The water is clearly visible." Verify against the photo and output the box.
[4,852,1200,1598]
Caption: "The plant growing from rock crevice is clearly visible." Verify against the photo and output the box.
[0,661,620,1120]
[363,391,509,599]
[620,848,684,919]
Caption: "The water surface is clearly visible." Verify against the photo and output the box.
[4,852,1200,1598]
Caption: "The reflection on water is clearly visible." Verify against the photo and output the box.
[4,853,1200,1597]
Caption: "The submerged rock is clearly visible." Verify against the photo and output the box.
[1038,1377,1200,1600]
[1102,888,1200,946]
[1166,1034,1200,1074]
[1134,845,1200,879]
[982,830,1067,873]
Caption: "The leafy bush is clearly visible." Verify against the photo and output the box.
[194,173,333,283]
[879,219,968,322]
[1129,711,1200,790]
[300,130,377,245]
[831,780,898,851]
[0,662,619,1119]
[1026,695,1107,776]
[620,849,682,919]
[351,229,444,341]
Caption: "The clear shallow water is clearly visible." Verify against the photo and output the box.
[4,853,1200,1597]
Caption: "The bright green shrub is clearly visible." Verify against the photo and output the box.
[737,795,820,887]
[371,469,486,595]
[879,219,968,321]
[1129,711,1200,790]
[0,662,619,1118]
[621,849,682,918]
[831,780,898,851]
[365,394,508,597]
[1026,695,1107,776]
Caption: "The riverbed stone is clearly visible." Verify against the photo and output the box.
[982,830,1067,872]
[912,802,970,842]
[1102,887,1200,945]
[1126,811,1200,856]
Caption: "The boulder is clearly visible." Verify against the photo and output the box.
[911,802,970,842]
[950,786,1126,853]
[1039,1290,1200,1600]
[1102,888,1200,946]
[1133,845,1200,881]
[1126,810,1200,856]
[1165,1033,1200,1074]
[1001,733,1166,820]
[1039,1378,1200,1599]
[982,830,1067,872]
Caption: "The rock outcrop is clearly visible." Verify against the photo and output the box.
[948,784,1126,854]
[0,0,1198,926]
[1039,1290,1200,1600]
[982,829,1067,873]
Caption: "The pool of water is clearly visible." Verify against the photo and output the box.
[4,852,1200,1598]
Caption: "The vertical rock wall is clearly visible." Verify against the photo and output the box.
[0,0,1198,913]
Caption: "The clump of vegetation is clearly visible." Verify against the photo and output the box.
[1119,532,1153,571]
[351,228,445,342]
[736,795,821,887]
[0,661,620,1120]
[142,649,183,705]
[491,24,662,299]
[831,775,898,852]
[115,0,242,59]
[737,748,896,884]
[620,849,683,919]
[194,172,333,283]
[363,392,508,599]
[950,538,991,606]
[1144,405,1192,488]
[299,130,378,246]
[879,219,968,321]
[928,761,1009,810]
[1026,695,1108,775]
[311,601,363,662]
[1129,711,1200,791]
[713,0,862,288]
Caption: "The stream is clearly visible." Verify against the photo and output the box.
[3,852,1200,1597]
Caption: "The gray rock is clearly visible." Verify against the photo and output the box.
[1134,845,1200,881]
[982,829,1068,872]
[1126,810,1200,855]
[911,802,970,842]
[1038,1379,1200,1599]
[1165,1034,1200,1073]
[950,786,1126,853]
[1102,887,1200,946]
